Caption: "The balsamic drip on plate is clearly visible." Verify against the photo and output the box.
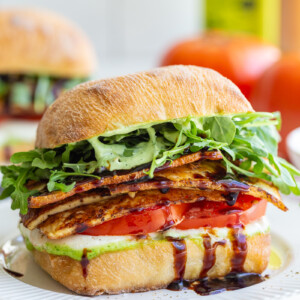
[3,267,23,278]
[188,272,266,295]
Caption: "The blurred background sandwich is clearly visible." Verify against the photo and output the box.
[0,8,96,162]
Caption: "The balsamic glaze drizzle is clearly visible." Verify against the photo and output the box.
[160,187,170,194]
[188,272,266,295]
[3,267,23,278]
[80,248,90,279]
[224,192,240,206]
[166,238,187,290]
[230,225,248,273]
[200,235,226,278]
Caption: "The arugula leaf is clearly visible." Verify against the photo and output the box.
[2,167,38,214]
[203,116,236,144]
[32,150,61,169]
[47,180,76,193]
[10,150,41,164]
[47,170,100,192]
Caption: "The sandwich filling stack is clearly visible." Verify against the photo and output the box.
[1,66,299,295]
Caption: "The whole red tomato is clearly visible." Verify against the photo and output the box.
[161,32,280,99]
[251,54,300,157]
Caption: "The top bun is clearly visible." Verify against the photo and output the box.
[36,65,253,149]
[0,8,96,77]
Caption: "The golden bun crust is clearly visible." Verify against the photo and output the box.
[0,9,96,77]
[36,65,253,148]
[33,233,270,295]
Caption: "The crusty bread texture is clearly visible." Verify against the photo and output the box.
[36,65,253,148]
[0,9,96,77]
[33,232,270,295]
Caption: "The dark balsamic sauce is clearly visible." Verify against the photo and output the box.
[159,219,176,232]
[218,179,249,192]
[3,267,23,278]
[167,273,266,295]
[200,235,226,278]
[224,192,240,206]
[166,238,187,290]
[80,248,90,279]
[134,234,149,240]
[160,187,170,194]
[76,223,89,234]
[193,173,205,179]
[123,175,150,185]
[188,272,266,295]
[230,225,248,272]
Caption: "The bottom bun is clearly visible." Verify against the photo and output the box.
[33,232,271,295]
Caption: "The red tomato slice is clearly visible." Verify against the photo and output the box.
[80,195,266,236]
[80,204,185,236]
[175,196,267,230]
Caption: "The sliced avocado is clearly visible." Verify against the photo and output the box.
[25,238,162,261]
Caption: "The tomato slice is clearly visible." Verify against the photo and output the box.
[175,196,267,230]
[80,204,186,236]
[80,194,267,236]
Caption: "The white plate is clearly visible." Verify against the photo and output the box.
[287,127,300,170]
[0,195,300,300]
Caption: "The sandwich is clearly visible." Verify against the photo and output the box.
[0,8,96,162]
[1,65,299,296]
[0,8,96,118]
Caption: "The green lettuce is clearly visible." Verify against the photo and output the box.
[1,112,300,215]
[3,75,87,113]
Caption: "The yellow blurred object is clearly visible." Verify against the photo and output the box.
[281,0,300,52]
[205,0,280,46]
[268,247,282,270]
